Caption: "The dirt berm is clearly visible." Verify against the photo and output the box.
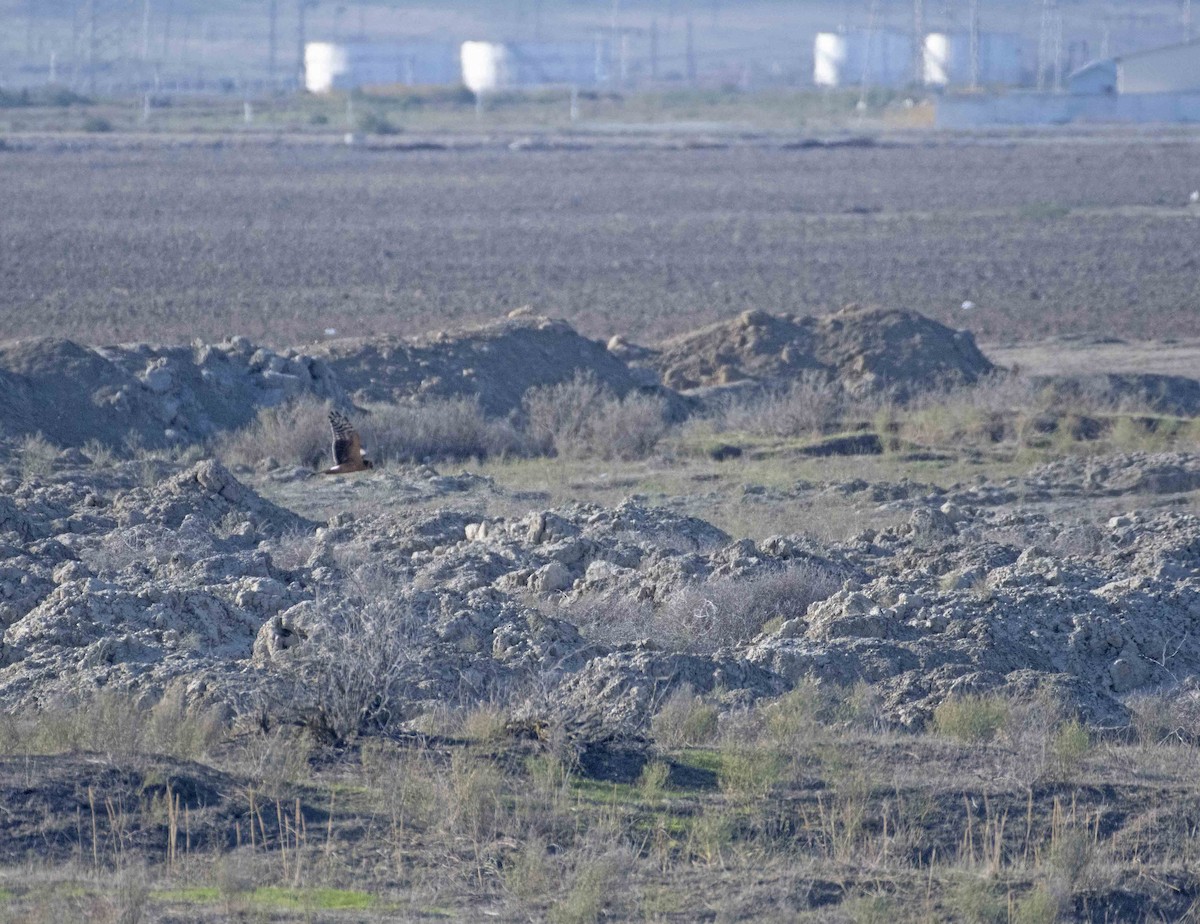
[0,336,341,450]
[0,306,995,452]
[307,310,662,416]
[645,304,994,396]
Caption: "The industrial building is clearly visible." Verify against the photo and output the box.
[938,37,1200,126]
[303,41,460,93]
[813,30,914,89]
[1068,38,1200,95]
[923,32,1025,88]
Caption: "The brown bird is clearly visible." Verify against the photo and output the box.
[324,409,373,474]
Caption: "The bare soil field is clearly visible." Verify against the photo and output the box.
[2,133,1199,348]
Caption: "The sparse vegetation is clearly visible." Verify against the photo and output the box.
[523,372,669,462]
[217,396,330,471]
[0,682,1198,921]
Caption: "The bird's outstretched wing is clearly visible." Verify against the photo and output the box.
[328,410,366,469]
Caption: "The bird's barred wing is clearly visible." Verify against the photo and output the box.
[328,410,362,465]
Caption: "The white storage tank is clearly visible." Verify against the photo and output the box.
[924,32,1025,87]
[461,41,510,94]
[462,40,607,93]
[304,41,461,93]
[814,30,912,89]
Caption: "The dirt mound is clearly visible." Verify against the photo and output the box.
[0,336,341,450]
[307,311,662,416]
[649,305,994,396]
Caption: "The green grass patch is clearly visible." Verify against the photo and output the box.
[0,887,13,902]
[673,748,724,776]
[568,774,644,806]
[249,887,375,910]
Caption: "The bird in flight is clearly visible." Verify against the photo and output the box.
[324,410,373,474]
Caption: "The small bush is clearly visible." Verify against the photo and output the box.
[83,437,118,468]
[1013,880,1066,924]
[932,694,1010,744]
[712,372,844,438]
[19,431,58,481]
[459,703,509,744]
[360,398,524,463]
[945,876,1008,924]
[523,372,668,461]
[686,804,736,866]
[653,562,839,652]
[550,849,629,924]
[217,396,330,470]
[650,685,719,747]
[1051,719,1091,775]
[1127,691,1200,746]
[717,747,785,801]
[637,760,670,798]
[563,562,838,654]
[271,569,425,744]
[763,679,827,751]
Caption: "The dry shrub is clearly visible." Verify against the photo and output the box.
[216,395,329,470]
[523,372,668,461]
[650,685,719,748]
[932,693,1010,744]
[268,568,425,745]
[654,562,839,652]
[0,689,225,760]
[1127,690,1200,746]
[897,372,1039,446]
[19,431,59,481]
[359,397,524,463]
[710,372,845,438]
[563,562,838,653]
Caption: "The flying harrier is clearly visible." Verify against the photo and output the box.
[324,410,373,474]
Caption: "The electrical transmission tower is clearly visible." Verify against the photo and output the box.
[912,0,924,85]
[1036,0,1062,91]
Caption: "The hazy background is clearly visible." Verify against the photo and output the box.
[0,1,1193,95]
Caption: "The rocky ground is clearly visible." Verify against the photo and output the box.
[1,307,1199,921]
[3,444,1198,747]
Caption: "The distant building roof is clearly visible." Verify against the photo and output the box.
[1069,38,1200,95]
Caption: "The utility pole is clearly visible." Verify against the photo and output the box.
[860,0,880,108]
[268,0,278,85]
[141,0,152,63]
[161,0,173,63]
[297,0,312,92]
[1037,0,1052,91]
[968,0,980,89]
[686,17,695,85]
[87,0,98,95]
[650,18,659,82]
[26,0,35,59]
[912,0,924,85]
